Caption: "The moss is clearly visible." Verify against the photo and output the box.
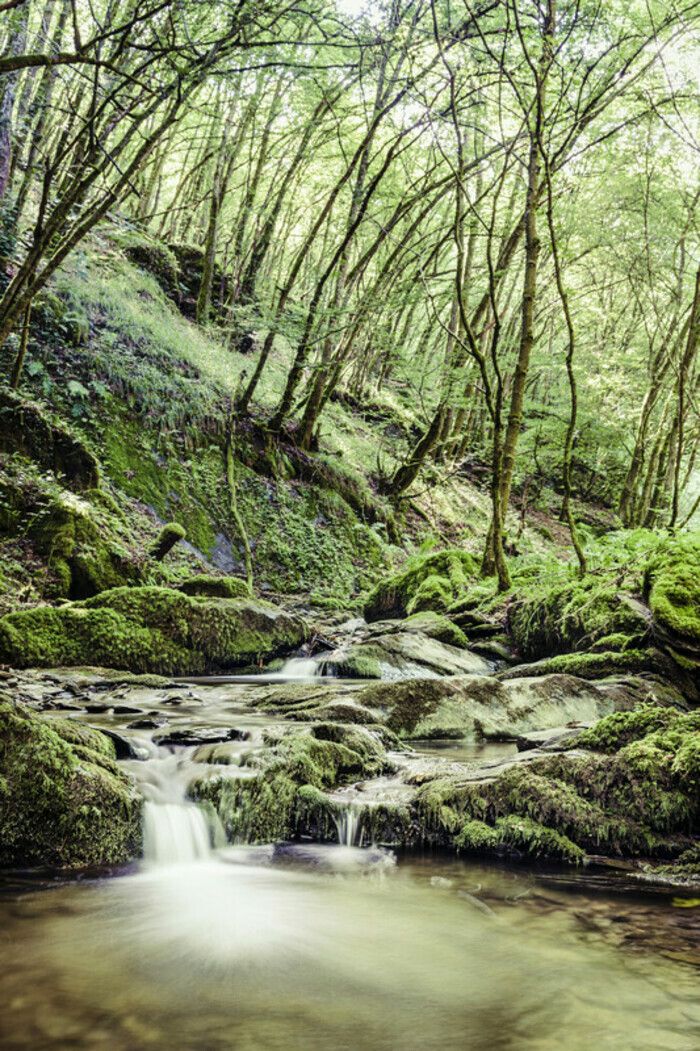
[455,815,585,864]
[150,522,186,561]
[0,696,141,868]
[404,610,469,648]
[193,722,390,844]
[359,678,456,736]
[0,585,306,674]
[504,649,659,680]
[577,706,684,752]
[29,491,142,599]
[411,705,700,862]
[508,574,648,659]
[178,574,250,598]
[364,548,478,621]
[644,532,700,658]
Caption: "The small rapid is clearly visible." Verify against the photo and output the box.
[134,750,224,865]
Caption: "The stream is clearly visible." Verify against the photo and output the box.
[2,662,700,1050]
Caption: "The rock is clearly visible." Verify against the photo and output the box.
[178,575,251,599]
[357,673,630,741]
[0,586,307,676]
[413,706,700,865]
[368,632,492,677]
[94,726,143,759]
[154,726,250,746]
[401,611,469,648]
[126,717,166,729]
[0,694,141,868]
[364,549,478,621]
[514,726,590,752]
[644,532,700,678]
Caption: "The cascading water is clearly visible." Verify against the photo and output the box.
[135,751,223,865]
[278,657,320,678]
[334,803,365,847]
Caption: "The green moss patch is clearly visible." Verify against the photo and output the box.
[0,696,140,868]
[364,548,478,621]
[0,585,306,675]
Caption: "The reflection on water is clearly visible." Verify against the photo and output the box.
[1,849,700,1051]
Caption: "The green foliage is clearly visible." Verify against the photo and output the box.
[365,548,478,620]
[0,695,141,868]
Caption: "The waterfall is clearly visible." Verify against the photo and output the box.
[136,751,223,866]
[143,801,213,864]
[334,803,365,847]
[278,657,319,679]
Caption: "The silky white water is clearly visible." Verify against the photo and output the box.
[278,656,320,678]
[334,802,365,846]
[137,750,223,865]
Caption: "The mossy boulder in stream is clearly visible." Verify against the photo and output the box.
[414,706,700,866]
[192,722,391,844]
[0,696,141,868]
[0,585,306,675]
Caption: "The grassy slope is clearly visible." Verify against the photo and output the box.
[0,223,567,613]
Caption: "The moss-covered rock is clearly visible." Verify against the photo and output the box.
[123,238,181,300]
[644,532,700,671]
[364,549,478,621]
[0,389,99,491]
[192,722,390,844]
[0,585,306,675]
[28,491,141,599]
[0,695,141,868]
[150,522,186,561]
[414,706,700,863]
[403,611,469,648]
[178,574,251,598]
[320,647,384,679]
[508,575,648,660]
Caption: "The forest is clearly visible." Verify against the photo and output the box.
[0,1,699,1048]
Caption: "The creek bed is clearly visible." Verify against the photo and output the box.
[3,674,700,1050]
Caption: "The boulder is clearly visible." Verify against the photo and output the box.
[358,673,626,740]
[0,586,307,676]
[364,549,477,621]
[0,695,141,868]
